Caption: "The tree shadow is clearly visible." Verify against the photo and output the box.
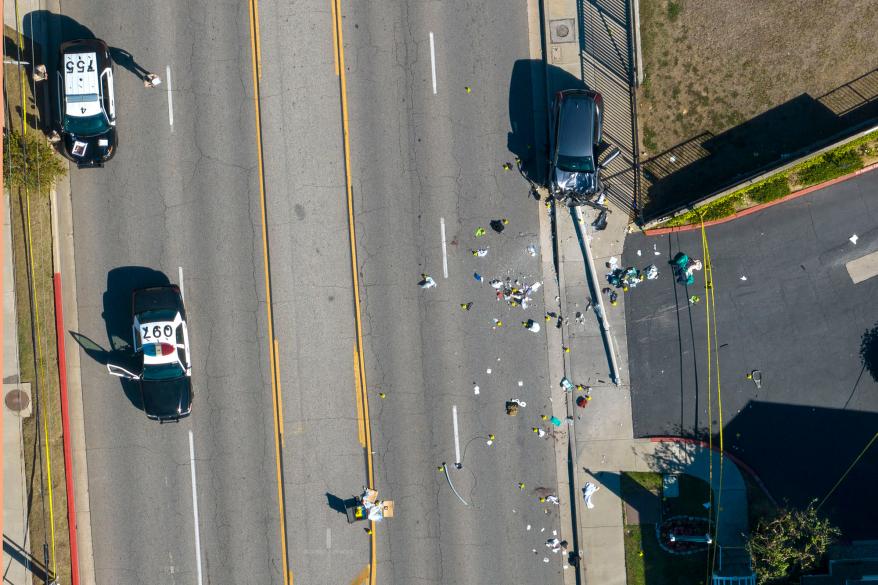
[641,68,878,221]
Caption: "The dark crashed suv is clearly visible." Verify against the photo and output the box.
[549,89,619,202]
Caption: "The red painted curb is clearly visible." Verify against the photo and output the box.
[648,436,778,508]
[645,161,878,235]
[53,273,80,585]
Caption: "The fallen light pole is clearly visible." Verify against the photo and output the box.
[573,205,621,386]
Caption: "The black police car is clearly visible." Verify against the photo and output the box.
[107,286,193,421]
[57,39,117,167]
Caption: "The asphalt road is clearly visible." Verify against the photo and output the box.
[51,1,286,583]
[341,2,564,584]
[624,171,878,537]
[52,0,565,582]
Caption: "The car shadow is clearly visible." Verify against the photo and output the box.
[22,11,96,133]
[509,59,620,190]
[100,266,172,411]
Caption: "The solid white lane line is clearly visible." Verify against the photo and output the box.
[452,405,461,468]
[178,266,185,299]
[166,65,174,132]
[429,32,437,95]
[188,430,204,585]
[440,217,448,278]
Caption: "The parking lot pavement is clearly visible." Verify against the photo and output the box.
[622,169,878,538]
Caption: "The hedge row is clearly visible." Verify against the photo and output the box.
[661,129,878,228]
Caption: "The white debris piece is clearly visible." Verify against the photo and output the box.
[518,380,524,386]
[486,368,492,374]
[740,275,748,281]
[637,249,642,257]
[653,243,661,256]
[582,482,600,509]
[645,265,659,280]
[527,243,538,256]
[527,524,532,531]
[608,256,619,269]
[490,279,504,289]
[850,234,859,245]
[473,385,480,395]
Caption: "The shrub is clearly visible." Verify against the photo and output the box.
[747,503,839,585]
[667,1,683,21]
[747,175,791,204]
[3,130,67,194]
[797,148,863,187]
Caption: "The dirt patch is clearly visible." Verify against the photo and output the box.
[636,0,878,216]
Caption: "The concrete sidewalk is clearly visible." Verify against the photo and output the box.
[3,194,42,584]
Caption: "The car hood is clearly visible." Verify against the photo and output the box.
[141,377,191,420]
[63,130,116,166]
[554,168,599,197]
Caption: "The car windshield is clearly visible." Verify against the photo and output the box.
[63,111,110,136]
[556,154,595,173]
[142,361,185,381]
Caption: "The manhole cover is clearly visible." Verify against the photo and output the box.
[550,18,576,44]
[6,389,30,412]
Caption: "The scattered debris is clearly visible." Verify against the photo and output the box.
[490,219,508,233]
[607,266,643,289]
[471,248,489,257]
[523,319,541,332]
[645,265,659,280]
[474,227,486,237]
[460,302,473,311]
[473,384,480,395]
[419,274,437,288]
[474,272,484,283]
[607,256,619,270]
[653,243,661,256]
[671,252,702,285]
[527,243,538,256]
[689,295,700,304]
[637,249,642,257]
[487,368,492,374]
[465,86,472,93]
[740,275,748,281]
[582,482,600,509]
[592,209,608,230]
[850,234,859,245]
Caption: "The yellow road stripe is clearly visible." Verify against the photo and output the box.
[350,564,370,585]
[330,0,339,76]
[353,349,366,447]
[247,0,290,583]
[331,0,377,581]
[275,339,285,448]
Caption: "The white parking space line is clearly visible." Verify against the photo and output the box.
[429,32,437,95]
[178,266,185,299]
[188,431,204,585]
[452,405,461,468]
[166,65,174,132]
[440,217,448,278]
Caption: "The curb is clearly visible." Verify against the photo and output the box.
[648,436,778,508]
[644,161,878,235]
[53,272,80,585]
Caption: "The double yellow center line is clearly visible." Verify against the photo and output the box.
[248,0,376,583]
[330,0,378,581]
[247,0,291,584]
